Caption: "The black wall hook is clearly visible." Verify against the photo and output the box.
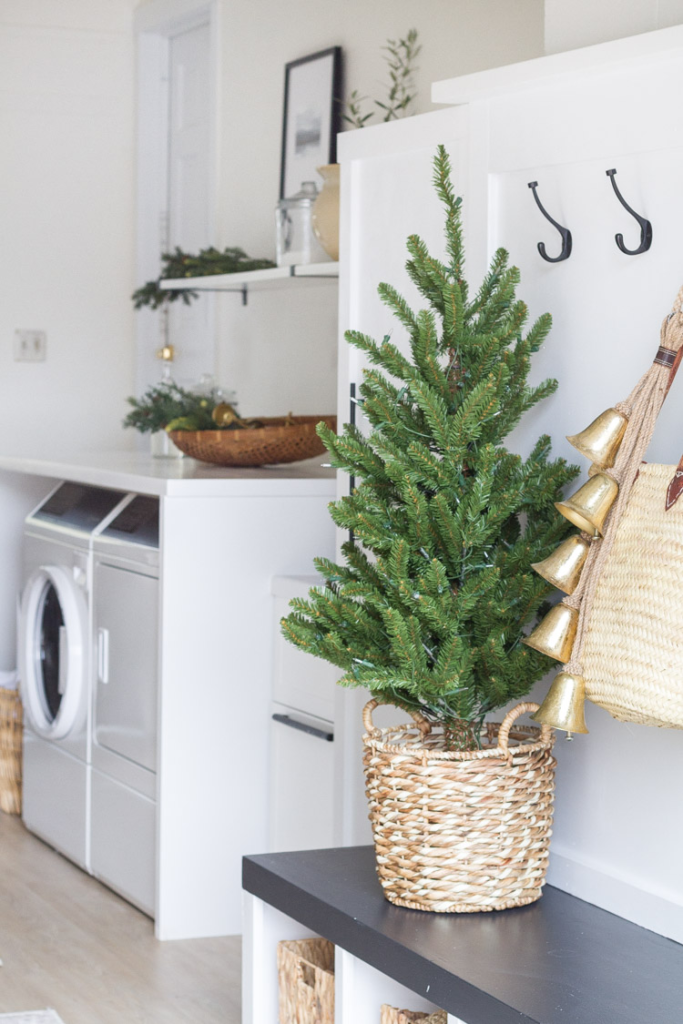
[528,181,572,262]
[605,169,652,255]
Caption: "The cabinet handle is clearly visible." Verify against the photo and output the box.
[97,627,109,684]
[272,713,333,742]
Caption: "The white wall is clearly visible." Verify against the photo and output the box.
[209,0,545,417]
[0,1,138,668]
[545,0,683,53]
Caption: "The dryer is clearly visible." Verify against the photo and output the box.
[90,494,160,916]
[19,482,128,869]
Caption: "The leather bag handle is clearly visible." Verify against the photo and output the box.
[660,345,683,509]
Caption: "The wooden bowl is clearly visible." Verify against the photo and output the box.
[168,415,336,467]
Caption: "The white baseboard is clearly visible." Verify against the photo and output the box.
[548,845,683,943]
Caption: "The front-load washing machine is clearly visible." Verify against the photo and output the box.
[19,482,128,869]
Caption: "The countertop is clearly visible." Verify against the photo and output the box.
[243,845,683,1024]
[0,450,337,498]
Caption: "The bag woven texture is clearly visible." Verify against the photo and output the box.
[363,700,556,914]
[582,464,683,726]
[561,286,683,727]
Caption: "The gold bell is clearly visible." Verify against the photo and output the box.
[531,535,590,595]
[531,671,588,737]
[567,408,628,469]
[523,604,578,662]
[212,403,240,427]
[555,473,618,536]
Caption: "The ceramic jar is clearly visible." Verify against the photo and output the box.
[312,164,340,261]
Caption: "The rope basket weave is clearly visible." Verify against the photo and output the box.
[381,1007,446,1024]
[0,689,22,815]
[277,938,334,1024]
[168,415,336,467]
[363,700,556,913]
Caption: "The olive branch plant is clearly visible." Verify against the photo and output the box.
[343,29,422,130]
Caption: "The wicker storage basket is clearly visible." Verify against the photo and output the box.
[277,938,334,1024]
[168,415,336,467]
[0,689,22,815]
[363,700,555,913]
[381,1007,446,1024]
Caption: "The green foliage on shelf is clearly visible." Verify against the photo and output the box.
[132,246,276,311]
[281,146,579,744]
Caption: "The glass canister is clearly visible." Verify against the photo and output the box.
[276,182,330,267]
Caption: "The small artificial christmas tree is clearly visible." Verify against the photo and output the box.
[282,146,578,747]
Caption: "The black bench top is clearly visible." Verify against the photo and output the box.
[243,845,683,1024]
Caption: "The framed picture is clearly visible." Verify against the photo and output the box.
[280,47,342,199]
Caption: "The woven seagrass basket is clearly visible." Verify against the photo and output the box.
[381,1006,446,1024]
[168,415,336,467]
[0,689,22,815]
[363,700,556,913]
[277,938,334,1024]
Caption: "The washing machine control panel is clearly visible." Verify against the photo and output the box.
[31,482,127,534]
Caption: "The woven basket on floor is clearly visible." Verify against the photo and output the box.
[381,1006,446,1024]
[363,700,556,913]
[0,689,22,815]
[168,415,336,467]
[277,938,334,1024]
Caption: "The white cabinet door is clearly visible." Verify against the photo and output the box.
[269,702,334,853]
[93,562,159,773]
[272,594,337,721]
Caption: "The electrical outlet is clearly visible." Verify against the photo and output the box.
[14,329,46,362]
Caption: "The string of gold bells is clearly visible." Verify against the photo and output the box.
[525,293,683,738]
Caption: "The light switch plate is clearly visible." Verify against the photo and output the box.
[14,329,46,362]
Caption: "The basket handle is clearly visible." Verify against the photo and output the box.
[497,701,551,755]
[362,698,432,739]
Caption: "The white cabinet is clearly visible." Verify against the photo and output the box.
[269,574,337,853]
[271,575,337,722]
[269,702,334,853]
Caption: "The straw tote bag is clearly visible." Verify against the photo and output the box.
[563,287,683,727]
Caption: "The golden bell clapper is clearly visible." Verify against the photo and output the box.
[523,603,579,663]
[555,472,618,536]
[567,408,628,469]
[531,671,589,737]
[531,534,590,595]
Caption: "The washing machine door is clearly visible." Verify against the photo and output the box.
[19,566,87,740]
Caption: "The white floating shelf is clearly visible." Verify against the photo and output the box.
[159,261,339,296]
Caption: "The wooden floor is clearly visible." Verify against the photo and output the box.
[0,813,241,1023]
